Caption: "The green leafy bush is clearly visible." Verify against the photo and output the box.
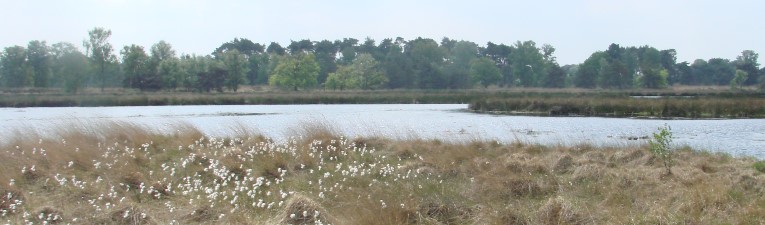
[649,124,674,175]
[754,161,765,173]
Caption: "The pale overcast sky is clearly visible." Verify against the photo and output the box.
[1,0,762,65]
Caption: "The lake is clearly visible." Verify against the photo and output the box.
[1,104,763,159]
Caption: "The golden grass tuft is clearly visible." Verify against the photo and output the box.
[536,196,586,225]
[107,205,156,225]
[273,194,335,225]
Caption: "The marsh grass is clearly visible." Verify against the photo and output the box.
[1,122,764,224]
[470,95,765,118]
[2,86,762,107]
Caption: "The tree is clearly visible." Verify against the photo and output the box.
[482,42,513,86]
[326,54,387,90]
[27,40,51,88]
[544,63,567,88]
[325,66,352,90]
[382,41,413,89]
[266,42,286,55]
[707,58,735,85]
[730,69,748,90]
[406,38,446,89]
[761,67,765,89]
[575,52,605,88]
[197,58,226,92]
[0,46,30,87]
[469,57,501,88]
[158,58,181,90]
[639,68,669,89]
[147,40,177,90]
[221,49,249,92]
[288,39,314,54]
[120,44,150,90]
[83,27,116,91]
[269,53,319,91]
[247,53,270,85]
[313,40,339,84]
[214,38,264,56]
[649,124,674,175]
[511,41,545,87]
[445,41,479,88]
[660,49,679,85]
[598,44,632,89]
[352,53,387,90]
[57,49,89,93]
[734,50,760,85]
[338,38,359,64]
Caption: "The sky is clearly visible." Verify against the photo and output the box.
[1,0,763,65]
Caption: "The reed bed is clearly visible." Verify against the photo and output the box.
[1,87,761,107]
[1,123,764,224]
[470,96,765,118]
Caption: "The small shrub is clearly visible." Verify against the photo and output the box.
[649,124,674,175]
[754,161,765,173]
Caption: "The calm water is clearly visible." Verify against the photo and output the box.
[1,104,763,159]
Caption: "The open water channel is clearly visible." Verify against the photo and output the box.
[1,104,763,159]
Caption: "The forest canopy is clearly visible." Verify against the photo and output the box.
[1,27,762,93]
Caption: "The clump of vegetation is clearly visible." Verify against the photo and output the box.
[649,124,674,175]
[0,122,763,224]
[470,95,765,118]
[754,161,765,173]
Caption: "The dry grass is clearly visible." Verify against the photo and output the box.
[1,122,764,224]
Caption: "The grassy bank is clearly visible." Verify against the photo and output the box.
[1,123,764,224]
[0,87,762,107]
[469,96,765,118]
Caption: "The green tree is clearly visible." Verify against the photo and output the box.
[575,52,605,88]
[338,38,359,64]
[313,40,339,84]
[470,57,501,88]
[269,53,319,91]
[511,40,545,87]
[649,124,674,175]
[57,50,89,93]
[214,38,264,56]
[149,40,177,90]
[197,58,226,92]
[266,42,286,55]
[598,44,632,88]
[660,49,679,85]
[326,54,387,90]
[325,66,353,90]
[482,42,513,86]
[221,49,249,92]
[639,68,669,89]
[120,45,150,90]
[734,50,760,85]
[445,41,479,88]
[707,58,736,85]
[352,53,387,90]
[247,53,270,85]
[83,27,116,92]
[730,69,748,90]
[406,38,446,89]
[50,42,82,88]
[27,40,51,88]
[158,58,182,90]
[288,39,315,54]
[544,63,567,88]
[0,46,30,87]
[382,41,413,89]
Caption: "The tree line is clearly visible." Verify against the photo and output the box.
[1,27,763,93]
